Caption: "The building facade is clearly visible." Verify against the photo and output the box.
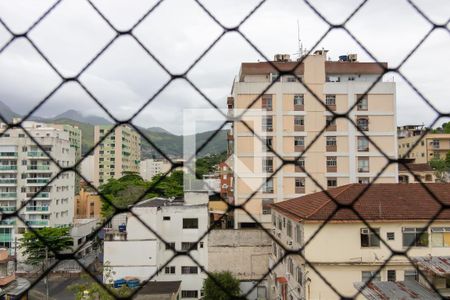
[229,51,398,228]
[398,133,450,163]
[270,183,450,300]
[93,125,141,187]
[398,163,436,183]
[139,158,171,181]
[103,192,209,300]
[74,184,101,219]
[0,120,75,253]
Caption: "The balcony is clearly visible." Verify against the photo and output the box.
[0,207,16,212]
[0,179,16,185]
[294,104,304,111]
[0,166,17,171]
[294,124,304,132]
[26,220,49,226]
[326,144,337,152]
[0,193,16,199]
[27,151,48,158]
[26,192,50,199]
[327,165,337,172]
[26,178,50,185]
[26,206,50,212]
[295,145,305,152]
[27,165,50,171]
[0,152,17,158]
[0,219,15,226]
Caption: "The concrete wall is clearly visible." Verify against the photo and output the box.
[208,229,271,281]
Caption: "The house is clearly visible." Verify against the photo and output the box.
[103,191,209,300]
[398,163,436,183]
[270,183,450,299]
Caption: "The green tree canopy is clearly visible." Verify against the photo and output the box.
[99,171,184,218]
[19,227,73,266]
[203,271,241,300]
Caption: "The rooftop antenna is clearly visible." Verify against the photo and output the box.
[294,19,304,60]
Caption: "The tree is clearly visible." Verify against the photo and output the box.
[203,271,241,300]
[19,227,73,266]
[99,171,184,218]
[195,151,228,179]
[69,261,132,300]
[430,155,450,183]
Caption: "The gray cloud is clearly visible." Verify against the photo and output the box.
[0,0,448,134]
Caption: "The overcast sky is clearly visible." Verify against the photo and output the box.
[0,0,448,134]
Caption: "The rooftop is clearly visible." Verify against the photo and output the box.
[134,197,184,208]
[399,163,434,172]
[354,280,440,300]
[271,183,450,222]
[137,280,181,295]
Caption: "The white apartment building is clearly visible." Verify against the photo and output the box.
[80,155,95,184]
[229,51,398,228]
[103,191,209,300]
[270,183,450,300]
[0,120,75,253]
[139,158,171,181]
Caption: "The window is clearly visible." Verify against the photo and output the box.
[358,137,369,152]
[263,137,273,152]
[295,158,305,172]
[294,94,304,106]
[181,266,198,274]
[362,271,381,283]
[277,216,282,230]
[387,270,396,282]
[327,178,337,188]
[357,95,368,111]
[326,116,336,131]
[287,257,294,274]
[181,290,198,298]
[387,232,395,241]
[163,216,170,221]
[262,116,273,132]
[357,117,369,131]
[325,94,336,111]
[295,224,302,243]
[165,242,175,250]
[358,157,369,173]
[296,267,303,285]
[361,228,380,247]
[183,218,198,229]
[326,136,337,151]
[295,177,305,193]
[431,139,440,148]
[404,270,419,282]
[263,178,274,193]
[181,242,198,251]
[271,73,280,82]
[272,214,276,226]
[272,242,277,256]
[164,266,175,274]
[294,137,304,151]
[431,227,450,247]
[262,198,273,215]
[358,177,370,184]
[294,116,304,131]
[402,227,428,247]
[287,220,292,238]
[262,94,273,111]
[263,158,274,173]
[326,156,337,172]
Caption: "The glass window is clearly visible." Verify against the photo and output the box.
[262,198,273,215]
[287,220,292,238]
[360,228,380,247]
[404,270,419,282]
[402,227,429,247]
[262,116,273,132]
[294,94,304,106]
[325,94,336,105]
[326,156,337,167]
[357,96,368,110]
[263,178,274,193]
[357,117,369,131]
[181,242,198,251]
[326,136,336,146]
[181,290,198,298]
[181,266,198,274]
[263,158,274,172]
[295,224,302,243]
[431,227,450,247]
[358,137,369,152]
[362,271,381,283]
[297,267,303,285]
[294,137,304,146]
[387,270,396,282]
[294,116,304,126]
[262,94,273,110]
[358,157,369,172]
[182,218,198,229]
[327,178,337,188]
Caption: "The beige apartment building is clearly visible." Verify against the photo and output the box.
[93,125,141,187]
[398,132,450,163]
[229,51,398,228]
[270,183,450,300]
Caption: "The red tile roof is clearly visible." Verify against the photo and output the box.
[271,184,450,222]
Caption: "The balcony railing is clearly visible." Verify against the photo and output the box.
[26,192,50,199]
[27,178,50,184]
[0,219,15,225]
[27,165,50,171]
[0,166,17,171]
[26,206,50,212]
[27,151,48,158]
[26,220,49,226]
[0,179,16,184]
[0,152,17,157]
[0,192,16,198]
[0,207,16,212]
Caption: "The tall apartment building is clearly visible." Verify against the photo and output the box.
[0,120,75,252]
[139,158,171,181]
[270,183,450,299]
[229,51,398,228]
[93,125,141,187]
[398,132,450,163]
[104,192,209,300]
